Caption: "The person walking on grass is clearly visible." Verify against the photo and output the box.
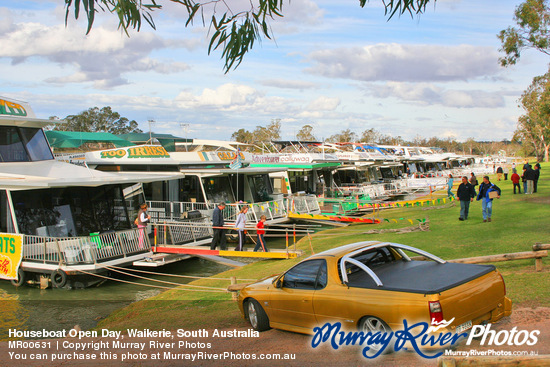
[476,176,501,223]
[234,206,248,251]
[457,176,476,221]
[511,168,521,194]
[254,215,269,252]
[447,174,455,198]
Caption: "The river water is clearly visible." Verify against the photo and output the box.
[0,257,230,340]
[0,234,300,340]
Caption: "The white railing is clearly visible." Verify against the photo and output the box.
[152,217,213,245]
[147,201,216,221]
[20,228,151,265]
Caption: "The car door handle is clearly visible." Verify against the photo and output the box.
[302,299,309,302]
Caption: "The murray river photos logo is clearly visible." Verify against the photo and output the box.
[310,319,540,359]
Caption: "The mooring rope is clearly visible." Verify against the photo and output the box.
[105,264,257,282]
[65,267,227,293]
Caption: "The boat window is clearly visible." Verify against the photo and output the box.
[202,176,234,204]
[248,175,273,202]
[19,128,54,161]
[11,185,131,237]
[0,126,28,162]
[282,259,327,290]
[0,127,53,162]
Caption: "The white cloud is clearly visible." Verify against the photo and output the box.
[260,79,319,90]
[306,43,500,82]
[0,15,196,88]
[366,82,505,108]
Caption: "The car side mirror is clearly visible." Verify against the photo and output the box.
[275,276,283,289]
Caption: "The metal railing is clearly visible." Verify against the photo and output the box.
[152,217,213,245]
[20,228,151,265]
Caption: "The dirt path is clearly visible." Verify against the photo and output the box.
[1,307,548,367]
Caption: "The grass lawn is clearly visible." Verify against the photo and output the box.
[96,163,550,331]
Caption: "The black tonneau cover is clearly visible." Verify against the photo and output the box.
[346,260,496,294]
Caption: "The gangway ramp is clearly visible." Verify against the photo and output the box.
[153,246,303,259]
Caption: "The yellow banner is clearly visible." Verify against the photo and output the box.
[0,234,23,280]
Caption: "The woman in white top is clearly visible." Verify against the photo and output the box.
[234,206,248,251]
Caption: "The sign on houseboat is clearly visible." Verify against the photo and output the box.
[100,146,170,159]
[0,98,28,117]
[0,234,23,280]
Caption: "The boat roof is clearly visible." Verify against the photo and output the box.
[0,96,57,128]
[0,160,179,190]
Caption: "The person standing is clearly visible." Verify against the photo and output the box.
[234,206,248,251]
[524,164,535,194]
[533,163,541,193]
[136,203,151,249]
[469,172,478,188]
[496,166,503,181]
[511,168,521,194]
[503,166,509,180]
[476,176,501,223]
[457,176,476,221]
[254,215,269,252]
[522,168,528,194]
[447,174,455,198]
[210,202,227,250]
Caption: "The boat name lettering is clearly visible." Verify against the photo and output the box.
[0,99,27,117]
[100,146,170,159]
[280,155,312,163]
[217,152,245,161]
[252,156,280,163]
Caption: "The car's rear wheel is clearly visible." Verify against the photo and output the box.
[246,299,270,332]
[359,316,392,356]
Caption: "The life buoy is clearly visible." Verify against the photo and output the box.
[10,268,26,287]
[51,270,68,288]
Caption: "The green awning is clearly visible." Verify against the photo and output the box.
[46,131,135,148]
[118,133,192,152]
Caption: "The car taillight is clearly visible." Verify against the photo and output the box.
[429,301,443,324]
[498,272,506,295]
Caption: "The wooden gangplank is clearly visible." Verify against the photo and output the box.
[288,212,380,224]
[153,246,303,259]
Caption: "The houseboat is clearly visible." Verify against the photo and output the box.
[0,96,180,288]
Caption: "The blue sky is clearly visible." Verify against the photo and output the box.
[1,0,548,142]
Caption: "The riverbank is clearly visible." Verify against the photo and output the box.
[2,166,549,366]
[97,166,550,333]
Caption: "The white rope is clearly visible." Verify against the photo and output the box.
[65,267,227,293]
[105,264,257,282]
[99,265,226,290]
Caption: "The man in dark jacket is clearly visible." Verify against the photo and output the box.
[210,202,227,250]
[524,165,535,194]
[457,176,476,221]
[476,176,501,222]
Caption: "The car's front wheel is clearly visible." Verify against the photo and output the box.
[246,299,270,332]
[359,316,393,356]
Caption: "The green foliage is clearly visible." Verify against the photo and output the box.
[515,67,550,161]
[295,124,316,141]
[230,119,281,148]
[498,0,550,67]
[56,106,143,134]
[327,128,358,143]
[65,0,434,73]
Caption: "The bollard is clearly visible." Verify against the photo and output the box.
[230,276,237,301]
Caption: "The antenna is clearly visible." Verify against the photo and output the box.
[180,123,190,152]
[147,119,156,144]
